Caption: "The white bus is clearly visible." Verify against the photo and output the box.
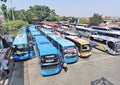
[76,26,96,37]
[97,31,120,39]
[91,26,112,31]
[89,35,120,55]
[109,27,120,31]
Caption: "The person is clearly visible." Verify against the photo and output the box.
[0,63,2,80]
[62,62,68,72]
[1,57,10,77]
[29,41,33,51]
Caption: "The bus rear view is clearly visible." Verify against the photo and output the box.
[65,36,91,57]
[35,35,62,76]
[40,54,62,76]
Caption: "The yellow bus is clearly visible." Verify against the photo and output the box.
[65,36,92,58]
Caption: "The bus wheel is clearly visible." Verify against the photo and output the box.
[106,50,109,54]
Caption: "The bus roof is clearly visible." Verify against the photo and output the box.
[34,35,59,56]
[29,27,38,32]
[35,35,50,45]
[64,31,78,36]
[48,34,75,47]
[40,29,53,35]
[90,35,120,42]
[65,36,89,45]
[37,44,59,56]
[76,26,94,31]
[42,25,52,29]
[13,33,27,45]
[30,31,41,36]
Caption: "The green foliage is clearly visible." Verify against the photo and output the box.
[56,16,63,21]
[28,5,51,22]
[89,13,103,26]
[80,17,88,24]
[1,20,28,35]
[13,5,58,23]
[0,4,7,20]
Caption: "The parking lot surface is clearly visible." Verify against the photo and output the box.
[23,48,120,85]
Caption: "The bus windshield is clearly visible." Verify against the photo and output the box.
[13,44,28,55]
[41,54,60,70]
[63,46,77,58]
[82,44,91,52]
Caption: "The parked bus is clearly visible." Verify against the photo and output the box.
[34,35,62,76]
[89,35,120,55]
[65,36,92,57]
[97,31,120,39]
[42,25,53,31]
[64,31,78,37]
[91,26,112,31]
[75,26,96,37]
[56,29,78,37]
[28,26,41,44]
[109,27,120,31]
[40,29,78,63]
[12,32,34,61]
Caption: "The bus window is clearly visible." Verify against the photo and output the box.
[41,55,60,70]
[63,46,77,58]
[107,41,115,50]
[82,44,91,52]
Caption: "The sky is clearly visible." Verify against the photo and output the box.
[0,0,120,17]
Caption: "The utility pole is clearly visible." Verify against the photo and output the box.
[11,0,15,20]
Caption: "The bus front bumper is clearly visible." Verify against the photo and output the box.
[13,51,34,61]
[64,56,78,64]
[40,65,62,76]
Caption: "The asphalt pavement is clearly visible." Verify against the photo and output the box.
[23,48,120,85]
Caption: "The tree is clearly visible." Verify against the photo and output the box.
[1,20,28,35]
[28,5,51,22]
[45,9,58,21]
[80,17,88,24]
[89,13,103,26]
[0,4,8,20]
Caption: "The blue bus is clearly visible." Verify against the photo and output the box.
[28,26,42,45]
[12,32,34,61]
[34,35,62,76]
[40,29,78,63]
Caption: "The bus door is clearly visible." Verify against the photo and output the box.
[75,42,81,56]
[107,41,115,54]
